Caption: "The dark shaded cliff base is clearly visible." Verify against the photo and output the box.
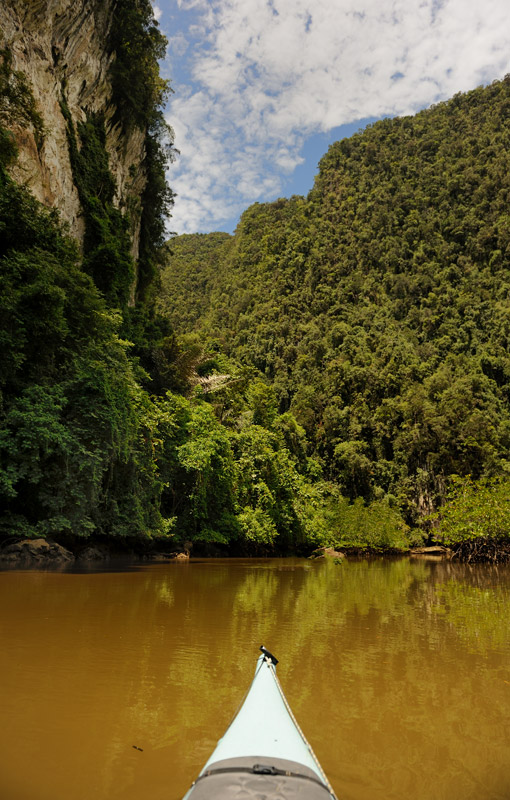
[0,538,191,568]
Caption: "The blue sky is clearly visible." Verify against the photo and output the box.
[152,0,510,235]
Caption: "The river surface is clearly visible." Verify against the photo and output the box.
[0,557,509,800]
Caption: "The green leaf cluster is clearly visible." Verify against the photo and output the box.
[109,0,169,132]
[433,476,510,544]
[0,48,44,151]
[61,106,134,308]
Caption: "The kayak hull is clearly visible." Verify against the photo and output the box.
[184,755,334,799]
[183,651,337,800]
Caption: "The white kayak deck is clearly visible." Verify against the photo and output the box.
[200,653,325,781]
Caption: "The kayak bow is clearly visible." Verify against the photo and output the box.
[182,645,338,799]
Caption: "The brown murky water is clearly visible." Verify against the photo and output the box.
[0,557,509,800]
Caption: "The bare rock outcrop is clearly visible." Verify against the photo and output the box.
[0,0,146,264]
[0,538,75,565]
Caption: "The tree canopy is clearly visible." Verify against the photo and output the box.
[4,16,510,556]
[159,76,510,534]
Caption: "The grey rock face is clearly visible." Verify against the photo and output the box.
[0,538,75,565]
[0,0,146,274]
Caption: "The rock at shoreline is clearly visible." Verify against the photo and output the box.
[0,538,75,566]
[147,551,190,561]
[309,546,345,561]
[410,546,452,557]
[77,546,109,562]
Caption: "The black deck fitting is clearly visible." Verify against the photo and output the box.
[260,645,279,665]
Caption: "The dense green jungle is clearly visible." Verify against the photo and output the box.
[1,1,510,560]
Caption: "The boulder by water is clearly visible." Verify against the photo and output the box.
[309,546,345,561]
[77,546,110,562]
[410,546,452,558]
[0,538,75,565]
[147,540,193,561]
[148,551,190,561]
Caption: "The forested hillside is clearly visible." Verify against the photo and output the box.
[0,1,175,544]
[159,76,510,542]
[4,0,510,559]
[2,1,365,555]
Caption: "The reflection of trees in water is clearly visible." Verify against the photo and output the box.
[192,557,509,800]
[79,559,510,799]
[106,559,434,767]
[6,560,508,799]
[269,559,510,800]
[430,562,510,654]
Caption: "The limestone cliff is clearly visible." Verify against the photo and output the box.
[0,0,146,262]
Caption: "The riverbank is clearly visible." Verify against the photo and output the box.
[0,537,192,569]
[2,534,508,569]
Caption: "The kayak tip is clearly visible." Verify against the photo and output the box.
[260,645,279,665]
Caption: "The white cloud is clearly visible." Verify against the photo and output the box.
[165,0,510,233]
[167,31,189,57]
[152,3,163,21]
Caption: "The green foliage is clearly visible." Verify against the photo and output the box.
[0,158,165,541]
[109,0,169,132]
[157,233,233,332]
[295,483,412,552]
[326,495,412,551]
[237,507,278,546]
[160,76,510,529]
[136,115,176,303]
[247,379,278,428]
[232,424,300,549]
[61,105,134,308]
[176,403,237,543]
[0,48,44,150]
[142,391,320,550]
[433,476,510,544]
